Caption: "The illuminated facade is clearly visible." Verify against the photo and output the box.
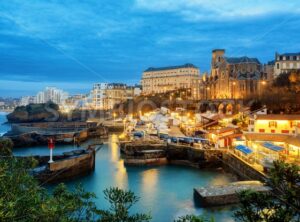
[274,52,300,77]
[92,83,141,110]
[141,63,201,99]
[248,114,300,135]
[201,49,267,99]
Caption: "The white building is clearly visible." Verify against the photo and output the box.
[35,87,69,105]
[92,83,108,109]
[141,63,201,99]
[274,52,300,77]
[91,83,139,110]
[20,96,35,106]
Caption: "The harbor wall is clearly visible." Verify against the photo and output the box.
[121,142,267,181]
[36,149,96,184]
[222,153,267,182]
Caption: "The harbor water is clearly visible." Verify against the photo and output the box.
[0,113,236,221]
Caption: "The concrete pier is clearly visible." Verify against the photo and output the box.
[194,181,271,207]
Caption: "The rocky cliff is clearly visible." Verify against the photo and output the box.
[7,102,60,123]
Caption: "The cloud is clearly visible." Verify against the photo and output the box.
[134,0,300,21]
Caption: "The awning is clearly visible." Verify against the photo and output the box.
[235,145,253,155]
[261,142,284,152]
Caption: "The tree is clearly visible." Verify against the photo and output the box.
[234,161,300,222]
[0,157,99,221]
[96,187,151,222]
[0,137,13,156]
[0,156,152,222]
[174,214,214,222]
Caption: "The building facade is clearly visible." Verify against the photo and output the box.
[91,83,139,110]
[248,114,300,135]
[274,52,300,77]
[141,63,201,99]
[19,96,35,106]
[201,49,267,100]
[34,87,69,105]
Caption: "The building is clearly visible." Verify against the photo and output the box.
[141,63,201,99]
[248,114,300,135]
[235,114,300,167]
[35,87,69,105]
[274,52,300,77]
[19,96,35,106]
[92,83,108,110]
[91,83,138,110]
[201,49,267,100]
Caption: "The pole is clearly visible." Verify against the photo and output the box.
[49,148,54,163]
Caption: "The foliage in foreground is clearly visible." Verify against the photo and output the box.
[234,160,300,222]
[174,214,215,222]
[0,157,151,222]
[0,137,13,156]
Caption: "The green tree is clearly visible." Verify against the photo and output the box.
[234,161,300,222]
[97,187,151,222]
[0,137,13,156]
[0,157,99,221]
[175,214,214,222]
[0,156,152,222]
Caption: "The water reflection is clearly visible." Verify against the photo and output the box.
[109,134,128,189]
[141,168,159,202]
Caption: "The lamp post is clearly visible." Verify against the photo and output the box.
[48,138,55,163]
[113,112,116,126]
[232,81,236,99]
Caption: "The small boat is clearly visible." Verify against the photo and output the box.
[63,151,74,157]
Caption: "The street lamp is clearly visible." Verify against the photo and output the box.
[113,112,117,126]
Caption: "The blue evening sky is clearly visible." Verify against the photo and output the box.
[0,0,300,97]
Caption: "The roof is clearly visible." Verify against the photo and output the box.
[225,56,261,64]
[285,135,300,147]
[144,63,198,72]
[210,127,237,135]
[212,49,225,52]
[261,142,284,152]
[277,52,300,57]
[255,114,300,121]
[244,133,289,142]
[235,145,253,155]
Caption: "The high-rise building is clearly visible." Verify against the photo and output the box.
[274,52,300,77]
[141,63,201,99]
[35,87,69,105]
[19,96,35,106]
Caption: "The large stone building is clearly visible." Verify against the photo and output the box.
[141,63,201,99]
[274,52,300,77]
[201,49,267,100]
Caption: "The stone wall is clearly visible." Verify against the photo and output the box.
[37,149,95,184]
[222,153,267,182]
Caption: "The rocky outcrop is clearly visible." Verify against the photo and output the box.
[7,102,60,123]
[8,132,49,147]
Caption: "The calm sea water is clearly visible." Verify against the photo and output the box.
[0,112,10,135]
[64,135,236,222]
[1,112,236,221]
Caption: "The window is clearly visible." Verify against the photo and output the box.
[277,63,280,69]
[271,129,275,133]
[282,130,289,134]
[269,121,277,128]
[259,129,265,133]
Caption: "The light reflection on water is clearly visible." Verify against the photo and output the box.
[1,113,236,221]
[64,134,236,222]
